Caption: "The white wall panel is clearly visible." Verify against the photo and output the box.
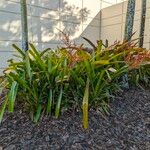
[83,0,100,18]
[0,52,16,68]
[0,0,134,74]
[0,12,21,42]
[100,0,150,49]
[81,25,100,47]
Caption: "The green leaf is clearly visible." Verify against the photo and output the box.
[0,79,7,96]
[0,96,8,123]
[48,58,52,73]
[55,86,63,118]
[29,49,46,70]
[12,44,25,58]
[9,62,24,67]
[94,60,109,65]
[25,52,32,83]
[108,50,130,61]
[40,48,51,57]
[111,66,128,79]
[96,40,103,53]
[82,78,90,129]
[46,89,53,115]
[82,37,97,50]
[7,73,29,90]
[34,104,42,123]
[29,43,40,57]
[105,70,112,81]
[8,81,18,112]
[95,70,105,96]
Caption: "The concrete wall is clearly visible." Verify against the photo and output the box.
[0,0,124,74]
[101,0,150,49]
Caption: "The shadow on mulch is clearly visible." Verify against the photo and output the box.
[0,88,150,150]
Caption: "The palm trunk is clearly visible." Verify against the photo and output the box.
[124,0,136,41]
[20,0,28,51]
[139,0,147,47]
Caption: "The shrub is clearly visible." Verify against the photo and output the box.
[0,39,149,129]
[125,47,150,88]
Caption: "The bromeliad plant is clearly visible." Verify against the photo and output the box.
[0,38,149,129]
[125,47,150,87]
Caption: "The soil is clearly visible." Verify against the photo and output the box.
[0,88,150,150]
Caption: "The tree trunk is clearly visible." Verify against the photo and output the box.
[139,0,147,47]
[124,0,136,41]
[20,0,28,51]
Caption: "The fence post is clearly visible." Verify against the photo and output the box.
[124,0,136,41]
[139,0,147,47]
[123,0,136,88]
[20,0,28,51]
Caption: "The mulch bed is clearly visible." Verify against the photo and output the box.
[0,88,150,150]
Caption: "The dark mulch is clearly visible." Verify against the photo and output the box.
[0,88,150,150]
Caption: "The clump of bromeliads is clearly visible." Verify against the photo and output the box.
[0,32,150,129]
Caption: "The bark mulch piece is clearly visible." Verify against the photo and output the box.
[0,88,150,150]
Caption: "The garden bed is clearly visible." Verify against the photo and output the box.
[0,88,150,150]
